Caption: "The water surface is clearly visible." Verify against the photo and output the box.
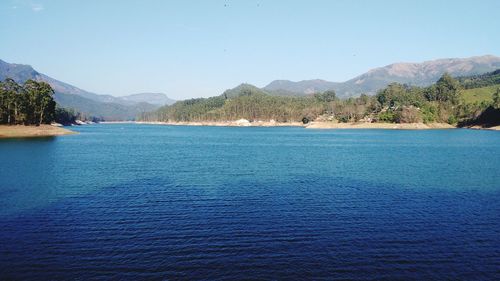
[1,124,499,280]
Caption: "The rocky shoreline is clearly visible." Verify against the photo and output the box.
[304,122,456,130]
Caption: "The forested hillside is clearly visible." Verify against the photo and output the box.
[53,91,156,121]
[141,71,500,127]
[140,84,322,122]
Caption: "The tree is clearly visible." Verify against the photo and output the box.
[37,82,56,125]
[314,90,336,103]
[376,83,425,109]
[396,106,422,123]
[492,88,500,109]
[55,107,77,125]
[1,78,25,124]
[426,73,462,104]
[0,81,6,123]
[22,80,56,125]
[376,83,406,108]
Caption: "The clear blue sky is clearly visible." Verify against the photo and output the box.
[1,0,499,99]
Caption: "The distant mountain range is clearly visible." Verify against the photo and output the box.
[2,55,499,120]
[0,59,175,120]
[263,55,500,98]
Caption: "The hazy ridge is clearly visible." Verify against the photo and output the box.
[264,55,500,98]
[0,59,174,120]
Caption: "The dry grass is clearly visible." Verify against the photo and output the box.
[0,125,76,138]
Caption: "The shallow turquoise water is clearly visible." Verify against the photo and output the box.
[1,124,499,279]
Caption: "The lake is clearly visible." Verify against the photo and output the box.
[1,124,499,280]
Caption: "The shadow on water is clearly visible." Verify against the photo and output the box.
[1,125,499,279]
[0,175,499,280]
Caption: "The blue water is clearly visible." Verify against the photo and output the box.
[1,124,499,280]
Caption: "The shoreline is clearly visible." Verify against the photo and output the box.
[468,125,500,131]
[99,121,500,130]
[112,120,457,130]
[0,125,77,139]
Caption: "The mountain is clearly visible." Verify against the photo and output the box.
[224,83,311,98]
[264,55,500,98]
[222,83,269,98]
[265,79,340,96]
[3,55,499,120]
[0,59,163,120]
[120,93,175,106]
[54,92,157,121]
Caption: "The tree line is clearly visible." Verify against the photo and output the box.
[458,69,500,89]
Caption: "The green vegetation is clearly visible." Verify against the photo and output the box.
[54,107,78,126]
[142,90,320,123]
[0,79,89,126]
[462,86,497,104]
[494,88,500,108]
[458,69,500,89]
[142,70,500,128]
[0,78,56,125]
[53,91,148,121]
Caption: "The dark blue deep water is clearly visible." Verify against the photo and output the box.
[1,124,499,280]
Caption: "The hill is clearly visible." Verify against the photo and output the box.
[265,79,339,96]
[141,82,316,122]
[264,55,500,98]
[54,92,157,121]
[222,83,270,98]
[458,69,500,104]
[143,70,500,129]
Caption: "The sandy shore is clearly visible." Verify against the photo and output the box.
[305,122,456,130]
[0,125,76,138]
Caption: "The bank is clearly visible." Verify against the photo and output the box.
[0,125,76,139]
